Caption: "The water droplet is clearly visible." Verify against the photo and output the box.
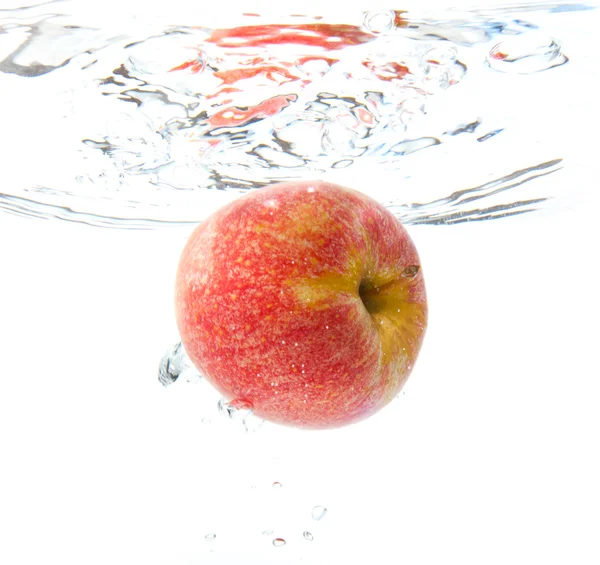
[273,538,286,547]
[205,533,216,541]
[363,10,395,34]
[402,265,420,278]
[311,506,327,521]
[243,412,265,433]
[158,342,200,386]
[272,481,282,488]
[303,531,314,541]
[487,33,567,74]
[218,397,253,421]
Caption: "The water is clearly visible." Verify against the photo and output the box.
[311,506,328,521]
[0,0,584,227]
[1,2,599,565]
[158,341,200,385]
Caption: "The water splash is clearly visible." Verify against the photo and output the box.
[0,2,581,228]
[158,342,201,386]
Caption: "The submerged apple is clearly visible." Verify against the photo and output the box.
[175,181,427,429]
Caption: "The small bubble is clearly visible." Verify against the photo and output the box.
[307,186,315,192]
[303,531,314,541]
[205,533,216,541]
[272,481,282,488]
[363,10,395,34]
[218,397,253,421]
[423,45,457,66]
[312,506,327,521]
[243,412,265,433]
[273,538,286,547]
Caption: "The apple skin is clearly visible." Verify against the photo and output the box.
[175,181,427,429]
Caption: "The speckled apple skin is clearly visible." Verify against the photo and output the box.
[175,181,427,429]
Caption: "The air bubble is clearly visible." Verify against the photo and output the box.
[423,45,457,67]
[487,33,567,74]
[273,538,286,547]
[217,397,263,432]
[158,342,200,386]
[364,10,395,34]
[243,412,265,433]
[272,481,282,488]
[303,531,314,541]
[218,397,253,421]
[311,506,327,521]
[205,533,216,541]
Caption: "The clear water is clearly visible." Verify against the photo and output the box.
[0,0,587,226]
[1,1,599,564]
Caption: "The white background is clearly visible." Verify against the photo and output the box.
[1,1,600,564]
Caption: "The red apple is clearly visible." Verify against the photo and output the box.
[175,181,427,429]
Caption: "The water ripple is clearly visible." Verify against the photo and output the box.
[390,159,563,225]
[0,2,586,228]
